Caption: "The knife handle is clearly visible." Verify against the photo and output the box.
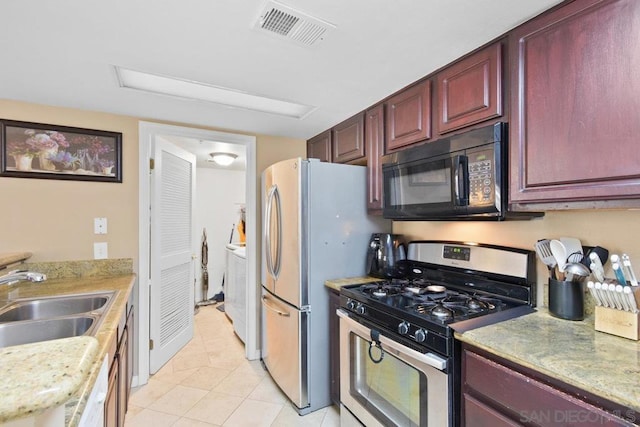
[590,262,605,282]
[595,282,610,308]
[624,287,639,313]
[622,254,638,286]
[613,262,628,285]
[589,252,605,278]
[615,284,630,311]
[587,281,602,306]
[608,283,623,310]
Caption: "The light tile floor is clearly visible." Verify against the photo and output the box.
[125,304,340,427]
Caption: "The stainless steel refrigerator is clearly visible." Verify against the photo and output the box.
[261,158,388,415]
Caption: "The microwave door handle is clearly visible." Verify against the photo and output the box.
[453,155,469,206]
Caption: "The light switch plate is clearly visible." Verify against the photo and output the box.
[94,242,108,259]
[94,217,107,234]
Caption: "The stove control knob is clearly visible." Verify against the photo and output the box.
[414,329,427,343]
[356,304,366,315]
[398,321,410,335]
[346,299,356,310]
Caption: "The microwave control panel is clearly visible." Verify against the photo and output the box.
[468,150,494,206]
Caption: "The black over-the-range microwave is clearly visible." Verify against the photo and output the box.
[381,122,543,221]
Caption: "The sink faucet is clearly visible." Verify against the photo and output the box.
[0,270,47,286]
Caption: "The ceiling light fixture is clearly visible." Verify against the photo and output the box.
[114,67,315,119]
[208,152,238,166]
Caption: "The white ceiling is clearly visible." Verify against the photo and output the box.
[163,135,247,171]
[1,0,562,142]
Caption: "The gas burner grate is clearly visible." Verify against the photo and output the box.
[362,283,402,298]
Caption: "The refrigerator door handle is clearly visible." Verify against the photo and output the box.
[265,185,277,278]
[272,185,282,278]
[262,294,291,317]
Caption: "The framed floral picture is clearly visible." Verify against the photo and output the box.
[0,119,122,182]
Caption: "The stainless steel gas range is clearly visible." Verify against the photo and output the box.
[338,241,537,427]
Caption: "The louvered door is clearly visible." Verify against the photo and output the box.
[149,139,196,373]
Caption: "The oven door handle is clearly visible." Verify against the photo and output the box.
[337,309,448,371]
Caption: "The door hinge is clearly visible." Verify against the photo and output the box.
[149,339,154,350]
[149,158,155,170]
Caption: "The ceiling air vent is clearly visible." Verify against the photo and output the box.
[254,1,335,47]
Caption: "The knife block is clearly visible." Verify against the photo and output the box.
[594,287,640,340]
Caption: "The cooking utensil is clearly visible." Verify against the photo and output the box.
[622,254,638,286]
[534,239,557,278]
[560,237,583,264]
[567,252,584,263]
[550,239,568,273]
[564,262,590,282]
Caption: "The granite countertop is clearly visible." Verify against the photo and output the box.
[0,273,135,425]
[455,308,640,413]
[325,276,383,292]
[0,252,32,269]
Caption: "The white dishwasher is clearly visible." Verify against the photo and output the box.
[225,244,247,343]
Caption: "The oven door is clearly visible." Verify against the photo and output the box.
[338,309,449,427]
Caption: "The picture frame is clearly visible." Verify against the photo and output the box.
[0,119,122,183]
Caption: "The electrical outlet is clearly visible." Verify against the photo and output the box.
[94,242,108,259]
[94,217,107,234]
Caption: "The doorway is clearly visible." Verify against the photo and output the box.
[138,121,257,386]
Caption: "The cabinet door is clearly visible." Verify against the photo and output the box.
[463,393,523,427]
[365,104,385,213]
[332,113,365,163]
[307,130,332,162]
[105,358,118,427]
[437,42,503,134]
[509,0,640,207]
[126,307,134,414]
[328,290,340,405]
[385,80,432,151]
[117,325,129,426]
[462,347,635,427]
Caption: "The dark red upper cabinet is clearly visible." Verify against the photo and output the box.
[307,130,332,162]
[332,113,365,164]
[385,80,432,152]
[509,0,640,208]
[437,42,503,134]
[365,104,385,213]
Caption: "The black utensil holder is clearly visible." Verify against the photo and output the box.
[549,278,584,320]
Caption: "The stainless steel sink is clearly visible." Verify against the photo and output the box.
[0,291,115,348]
[0,316,97,347]
[0,291,114,322]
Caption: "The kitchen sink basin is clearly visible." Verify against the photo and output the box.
[0,316,97,348]
[0,291,115,322]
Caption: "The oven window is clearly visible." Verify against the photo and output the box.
[387,159,452,207]
[349,333,427,426]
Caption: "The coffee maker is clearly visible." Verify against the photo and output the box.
[366,233,406,278]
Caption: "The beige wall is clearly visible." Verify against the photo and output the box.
[393,209,640,305]
[0,99,306,272]
[0,100,140,264]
